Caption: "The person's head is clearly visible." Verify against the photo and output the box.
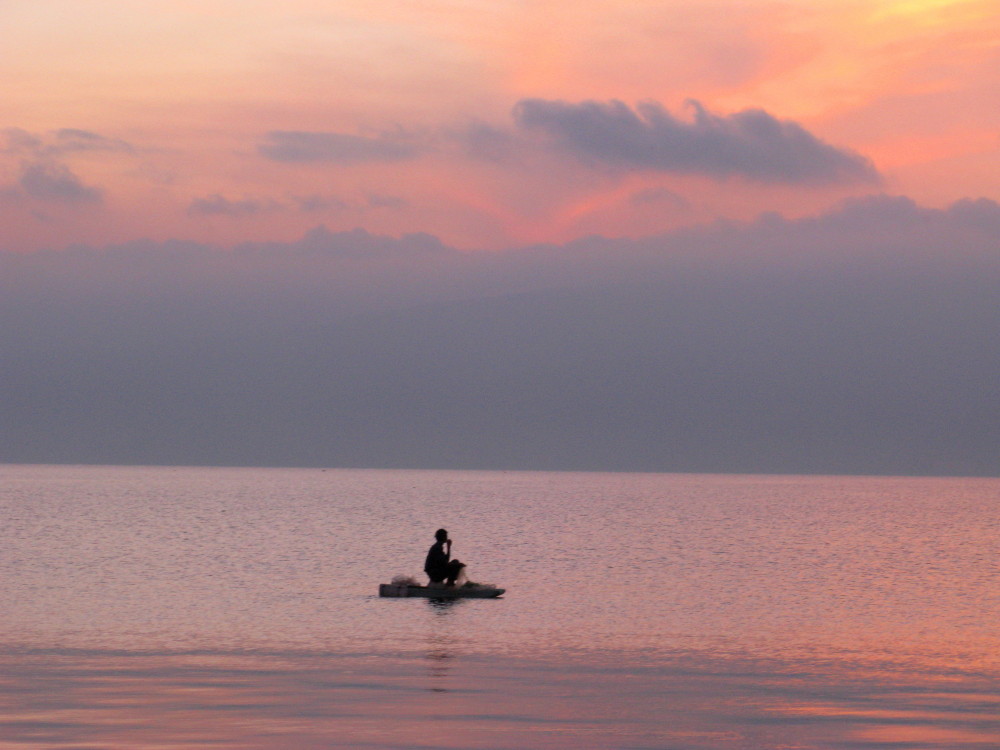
[434,528,448,543]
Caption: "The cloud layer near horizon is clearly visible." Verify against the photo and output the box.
[0,95,909,253]
[2,196,998,476]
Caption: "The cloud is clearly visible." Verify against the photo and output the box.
[0,128,133,207]
[291,194,349,212]
[2,127,134,157]
[187,194,281,217]
[452,121,519,163]
[1,128,43,154]
[258,130,420,164]
[629,186,689,208]
[53,129,134,154]
[235,225,452,260]
[12,161,103,204]
[186,192,409,217]
[2,197,998,475]
[513,98,880,184]
[366,193,408,210]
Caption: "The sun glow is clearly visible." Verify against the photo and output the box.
[869,0,1000,29]
[0,0,997,250]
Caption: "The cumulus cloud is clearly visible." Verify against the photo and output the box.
[258,130,420,164]
[9,161,103,204]
[514,98,880,184]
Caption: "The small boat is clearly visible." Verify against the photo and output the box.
[379,582,505,598]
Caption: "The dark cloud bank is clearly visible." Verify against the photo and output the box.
[2,195,999,475]
[256,99,877,185]
[513,99,879,184]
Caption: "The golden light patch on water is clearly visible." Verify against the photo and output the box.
[771,704,988,721]
[3,647,998,749]
[851,724,996,744]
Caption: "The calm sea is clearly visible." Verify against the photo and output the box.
[1,464,997,749]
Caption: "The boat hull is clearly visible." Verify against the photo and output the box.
[379,583,505,598]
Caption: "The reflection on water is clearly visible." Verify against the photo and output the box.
[0,647,997,749]
[0,465,997,748]
[425,598,460,691]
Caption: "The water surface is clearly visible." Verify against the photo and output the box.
[1,465,997,747]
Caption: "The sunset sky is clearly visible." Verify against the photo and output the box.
[3,1,999,474]
[3,0,998,251]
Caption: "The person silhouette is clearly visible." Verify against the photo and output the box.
[424,528,465,586]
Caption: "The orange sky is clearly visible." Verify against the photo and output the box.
[1,0,997,251]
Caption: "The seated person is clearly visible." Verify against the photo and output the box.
[424,528,465,585]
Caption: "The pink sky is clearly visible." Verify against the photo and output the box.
[1,0,998,251]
